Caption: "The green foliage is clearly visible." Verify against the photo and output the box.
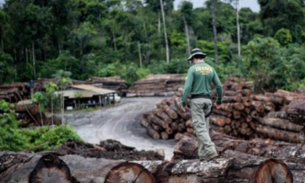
[205,57,241,81]
[166,59,188,74]
[274,28,293,46]
[22,125,83,152]
[0,0,304,93]
[242,37,305,91]
[243,37,281,92]
[0,100,26,151]
[0,100,82,152]
[258,0,305,41]
[53,70,73,88]
[197,40,231,62]
[0,51,14,83]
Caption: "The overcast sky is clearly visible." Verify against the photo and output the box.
[174,0,260,12]
[0,0,260,12]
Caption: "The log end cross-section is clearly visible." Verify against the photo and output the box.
[254,159,293,183]
[104,162,156,183]
[29,154,75,183]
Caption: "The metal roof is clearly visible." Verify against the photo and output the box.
[55,85,115,99]
[71,84,115,95]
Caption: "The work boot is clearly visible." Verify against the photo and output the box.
[205,153,218,161]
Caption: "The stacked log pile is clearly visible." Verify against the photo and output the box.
[0,79,84,103]
[127,74,185,97]
[0,83,30,102]
[141,76,305,143]
[86,76,127,96]
[15,103,61,127]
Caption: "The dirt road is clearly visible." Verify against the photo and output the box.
[65,97,176,160]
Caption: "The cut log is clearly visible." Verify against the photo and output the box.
[222,95,242,103]
[29,154,74,183]
[165,128,173,135]
[178,123,186,132]
[185,119,192,127]
[146,126,160,139]
[212,109,232,117]
[15,104,39,115]
[210,116,230,127]
[256,125,301,143]
[162,105,178,119]
[147,114,169,129]
[170,122,178,131]
[151,123,161,131]
[224,125,232,133]
[186,127,194,134]
[0,153,156,183]
[267,111,288,119]
[161,132,169,140]
[223,90,242,97]
[251,110,259,119]
[286,100,305,125]
[242,97,252,106]
[152,109,172,123]
[254,159,293,183]
[251,101,265,113]
[259,117,304,132]
[241,89,252,96]
[174,133,183,141]
[233,102,244,110]
[233,110,241,119]
[141,118,150,128]
[253,94,284,105]
[104,162,156,183]
[215,103,234,112]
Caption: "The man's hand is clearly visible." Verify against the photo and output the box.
[180,105,186,112]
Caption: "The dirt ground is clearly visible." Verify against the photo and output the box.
[65,97,176,160]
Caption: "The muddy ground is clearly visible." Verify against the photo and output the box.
[65,97,176,160]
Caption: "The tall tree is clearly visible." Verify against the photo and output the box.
[159,0,170,63]
[212,0,219,63]
[234,0,241,56]
[179,1,194,55]
[0,10,8,51]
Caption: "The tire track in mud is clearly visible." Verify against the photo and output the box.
[67,97,176,160]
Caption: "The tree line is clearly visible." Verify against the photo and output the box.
[0,0,304,91]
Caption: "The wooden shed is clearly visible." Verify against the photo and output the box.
[56,84,116,109]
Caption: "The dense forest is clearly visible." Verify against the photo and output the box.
[0,0,304,91]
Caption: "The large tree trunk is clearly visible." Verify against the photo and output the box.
[1,152,297,183]
[0,153,156,183]
[25,47,28,63]
[1,37,3,51]
[138,42,142,68]
[235,0,241,56]
[183,16,191,55]
[212,0,219,64]
[32,41,36,79]
[112,29,117,51]
[158,12,161,35]
[159,0,170,63]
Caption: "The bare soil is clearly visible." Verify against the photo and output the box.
[66,97,176,160]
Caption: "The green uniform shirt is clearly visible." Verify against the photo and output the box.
[182,62,223,106]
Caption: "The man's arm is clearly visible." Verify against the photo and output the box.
[182,67,194,106]
[213,70,223,104]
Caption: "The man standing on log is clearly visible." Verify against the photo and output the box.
[180,48,223,161]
